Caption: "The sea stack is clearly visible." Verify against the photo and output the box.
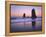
[31,8,37,19]
[23,13,26,18]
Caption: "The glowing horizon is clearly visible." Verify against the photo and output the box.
[11,5,42,17]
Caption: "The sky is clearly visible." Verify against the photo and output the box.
[11,5,42,17]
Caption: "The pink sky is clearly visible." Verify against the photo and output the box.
[11,5,42,17]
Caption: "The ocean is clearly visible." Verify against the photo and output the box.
[10,17,42,32]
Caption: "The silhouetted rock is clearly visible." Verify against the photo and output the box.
[23,13,26,18]
[31,8,37,19]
